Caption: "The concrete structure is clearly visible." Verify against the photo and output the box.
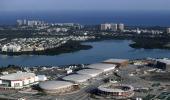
[97,83,134,99]
[0,72,38,89]
[39,81,78,94]
[16,20,23,26]
[167,28,170,33]
[1,45,21,52]
[76,69,103,77]
[111,24,118,31]
[101,23,111,31]
[62,74,91,83]
[118,23,124,31]
[36,75,47,81]
[102,59,129,67]
[87,63,116,72]
[156,58,170,71]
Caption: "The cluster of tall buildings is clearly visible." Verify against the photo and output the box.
[16,19,45,26]
[101,23,124,31]
[167,28,170,33]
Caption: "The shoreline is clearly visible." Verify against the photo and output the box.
[0,41,92,56]
[1,37,170,56]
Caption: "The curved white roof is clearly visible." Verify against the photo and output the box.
[62,74,91,83]
[77,69,103,77]
[87,63,116,72]
[39,81,74,90]
[0,72,35,81]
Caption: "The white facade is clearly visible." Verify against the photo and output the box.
[0,72,45,89]
[167,28,170,33]
[101,23,111,30]
[118,23,124,31]
[36,75,47,81]
[1,45,21,52]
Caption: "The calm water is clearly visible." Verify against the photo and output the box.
[1,40,170,66]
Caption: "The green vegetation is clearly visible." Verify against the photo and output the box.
[167,96,170,100]
[151,83,160,87]
[0,65,24,73]
[156,92,170,100]
[143,94,156,100]
[157,94,167,99]
[130,38,170,49]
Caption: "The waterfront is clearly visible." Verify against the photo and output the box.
[1,40,170,66]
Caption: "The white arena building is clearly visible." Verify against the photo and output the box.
[62,74,91,83]
[97,83,134,99]
[87,63,116,72]
[39,81,78,94]
[76,69,103,77]
[0,72,38,89]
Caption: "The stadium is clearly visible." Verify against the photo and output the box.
[97,83,134,99]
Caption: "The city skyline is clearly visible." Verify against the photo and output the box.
[1,0,170,12]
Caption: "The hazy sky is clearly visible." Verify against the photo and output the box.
[1,0,170,12]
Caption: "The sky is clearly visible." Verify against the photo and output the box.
[0,0,170,12]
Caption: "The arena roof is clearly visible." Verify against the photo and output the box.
[62,74,91,83]
[39,81,74,90]
[0,72,35,81]
[76,69,103,77]
[102,59,128,63]
[87,63,116,72]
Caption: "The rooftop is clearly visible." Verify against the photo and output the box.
[62,74,91,83]
[39,81,74,90]
[0,72,35,81]
[76,69,103,77]
[157,58,170,65]
[87,63,116,71]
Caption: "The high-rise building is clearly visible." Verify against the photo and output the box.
[101,23,111,31]
[27,20,35,26]
[23,19,27,25]
[166,28,170,33]
[118,23,124,32]
[110,24,118,31]
[16,20,23,26]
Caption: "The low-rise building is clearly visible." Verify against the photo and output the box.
[0,72,46,89]
[156,58,170,71]
[1,45,21,52]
